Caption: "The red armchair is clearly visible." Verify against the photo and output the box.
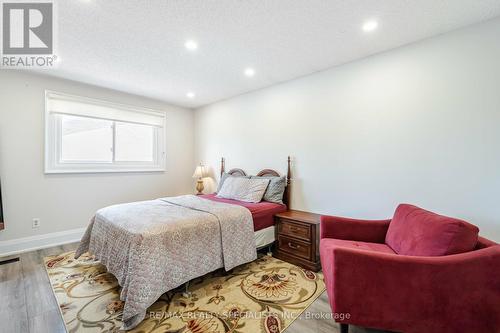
[319,204,500,333]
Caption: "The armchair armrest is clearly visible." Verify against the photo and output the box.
[320,215,391,243]
[330,246,500,332]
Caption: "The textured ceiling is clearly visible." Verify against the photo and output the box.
[32,0,500,108]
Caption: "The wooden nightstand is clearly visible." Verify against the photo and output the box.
[273,210,321,272]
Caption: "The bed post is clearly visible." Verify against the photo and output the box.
[221,157,225,176]
[286,156,291,209]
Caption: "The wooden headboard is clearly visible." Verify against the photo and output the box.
[220,156,291,208]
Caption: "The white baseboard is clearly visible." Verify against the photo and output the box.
[0,228,85,258]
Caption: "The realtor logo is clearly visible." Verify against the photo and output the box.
[1,1,56,67]
[3,2,53,54]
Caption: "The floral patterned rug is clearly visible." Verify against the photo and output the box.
[44,251,325,332]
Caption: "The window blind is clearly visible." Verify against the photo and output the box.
[46,92,165,127]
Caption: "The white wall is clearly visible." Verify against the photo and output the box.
[195,18,500,241]
[0,71,194,245]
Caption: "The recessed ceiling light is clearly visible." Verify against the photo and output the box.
[184,40,198,50]
[186,92,195,98]
[244,68,255,77]
[362,20,378,32]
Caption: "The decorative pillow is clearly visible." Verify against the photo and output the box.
[250,176,286,204]
[216,177,270,203]
[216,172,249,193]
[385,204,479,256]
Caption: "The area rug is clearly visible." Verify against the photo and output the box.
[44,251,325,332]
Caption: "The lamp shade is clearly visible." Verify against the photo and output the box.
[192,164,208,178]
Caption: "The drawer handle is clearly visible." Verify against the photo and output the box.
[288,242,300,249]
[289,227,300,232]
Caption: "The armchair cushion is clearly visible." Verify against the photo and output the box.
[386,204,479,256]
[321,238,396,255]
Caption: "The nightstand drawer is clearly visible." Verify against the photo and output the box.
[278,235,312,260]
[278,219,311,241]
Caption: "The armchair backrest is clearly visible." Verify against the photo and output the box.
[385,204,479,256]
[475,236,498,250]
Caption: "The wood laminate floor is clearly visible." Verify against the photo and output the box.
[0,243,389,333]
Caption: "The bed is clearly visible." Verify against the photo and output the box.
[201,193,287,248]
[75,157,291,330]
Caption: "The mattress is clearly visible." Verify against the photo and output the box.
[200,193,287,231]
[255,225,276,249]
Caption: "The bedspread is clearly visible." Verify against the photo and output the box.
[75,195,256,330]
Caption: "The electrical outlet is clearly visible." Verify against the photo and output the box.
[32,218,40,229]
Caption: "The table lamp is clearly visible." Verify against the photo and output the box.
[192,163,208,195]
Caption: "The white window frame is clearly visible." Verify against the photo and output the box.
[44,90,166,174]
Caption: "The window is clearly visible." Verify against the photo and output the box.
[45,91,166,173]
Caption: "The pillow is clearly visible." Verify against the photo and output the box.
[216,172,249,193]
[216,177,270,203]
[250,176,286,204]
[385,204,479,256]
